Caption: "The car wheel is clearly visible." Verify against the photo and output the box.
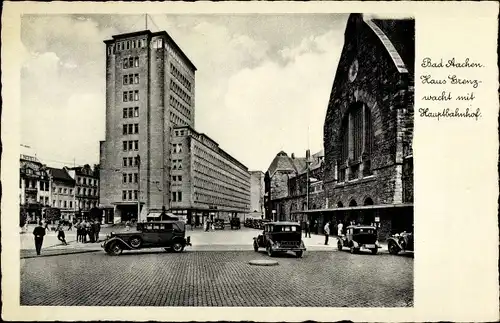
[172,241,185,253]
[337,241,343,251]
[371,248,378,255]
[129,236,143,248]
[266,246,274,257]
[350,246,357,254]
[108,242,123,256]
[295,251,303,258]
[388,241,400,255]
[253,242,259,252]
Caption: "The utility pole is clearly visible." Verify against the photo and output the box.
[137,155,141,221]
[306,149,311,223]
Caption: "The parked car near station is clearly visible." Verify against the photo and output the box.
[253,221,306,258]
[387,231,414,255]
[337,225,381,254]
[230,217,241,230]
[257,219,271,230]
[102,220,191,256]
[213,218,225,230]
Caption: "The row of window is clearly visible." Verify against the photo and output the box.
[338,160,372,183]
[123,156,140,168]
[170,63,192,91]
[21,179,50,191]
[169,79,191,105]
[171,175,183,182]
[165,43,191,75]
[123,74,139,85]
[170,112,189,128]
[172,143,183,154]
[193,149,249,187]
[123,107,140,119]
[123,173,138,184]
[172,191,183,202]
[174,129,186,137]
[78,177,98,186]
[77,187,98,196]
[193,175,249,203]
[171,159,183,170]
[54,187,73,195]
[123,90,139,102]
[39,196,49,205]
[123,123,139,135]
[193,191,248,209]
[169,95,192,119]
[50,199,98,209]
[123,57,140,69]
[54,199,73,209]
[123,140,139,151]
[192,163,250,199]
[122,190,138,201]
[115,39,147,53]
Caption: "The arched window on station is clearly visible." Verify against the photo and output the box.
[337,102,374,182]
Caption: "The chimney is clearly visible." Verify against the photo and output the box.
[291,153,295,159]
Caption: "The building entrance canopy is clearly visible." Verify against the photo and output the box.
[290,203,413,214]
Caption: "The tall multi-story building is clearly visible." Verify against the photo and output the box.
[47,167,76,221]
[166,125,251,224]
[99,29,198,223]
[20,154,50,222]
[249,171,265,216]
[66,165,100,219]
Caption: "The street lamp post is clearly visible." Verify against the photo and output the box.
[305,150,311,223]
[137,155,141,221]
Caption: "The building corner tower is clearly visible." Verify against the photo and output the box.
[99,30,196,224]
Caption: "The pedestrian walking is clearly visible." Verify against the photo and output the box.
[76,221,83,242]
[89,221,96,243]
[68,222,73,231]
[57,224,68,245]
[305,220,311,238]
[94,221,101,242]
[324,221,330,245]
[33,222,46,255]
[337,221,344,237]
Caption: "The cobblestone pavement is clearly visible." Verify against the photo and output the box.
[21,250,413,307]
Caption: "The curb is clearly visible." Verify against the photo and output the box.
[21,249,101,259]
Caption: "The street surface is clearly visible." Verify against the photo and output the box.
[20,227,413,307]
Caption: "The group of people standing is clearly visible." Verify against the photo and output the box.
[76,220,101,243]
[302,219,348,245]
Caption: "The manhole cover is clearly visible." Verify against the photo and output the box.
[248,259,279,266]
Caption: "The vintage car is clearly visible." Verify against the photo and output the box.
[337,225,381,254]
[244,218,253,228]
[387,231,414,255]
[213,218,225,230]
[230,217,241,230]
[253,221,306,258]
[257,219,271,230]
[102,220,191,256]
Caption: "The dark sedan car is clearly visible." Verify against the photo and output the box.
[102,220,191,255]
[253,221,306,258]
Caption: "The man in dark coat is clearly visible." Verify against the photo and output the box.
[33,222,46,255]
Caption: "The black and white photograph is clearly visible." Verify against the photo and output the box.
[3,2,499,322]
[17,12,415,308]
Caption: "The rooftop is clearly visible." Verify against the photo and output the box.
[104,29,197,71]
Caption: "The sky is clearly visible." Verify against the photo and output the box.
[20,14,348,171]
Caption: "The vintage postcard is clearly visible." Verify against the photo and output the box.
[2,1,499,322]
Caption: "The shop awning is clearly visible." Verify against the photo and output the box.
[290,203,413,214]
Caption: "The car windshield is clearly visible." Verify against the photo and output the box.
[272,225,298,232]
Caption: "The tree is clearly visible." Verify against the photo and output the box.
[89,207,103,223]
[45,207,61,222]
[20,210,27,227]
